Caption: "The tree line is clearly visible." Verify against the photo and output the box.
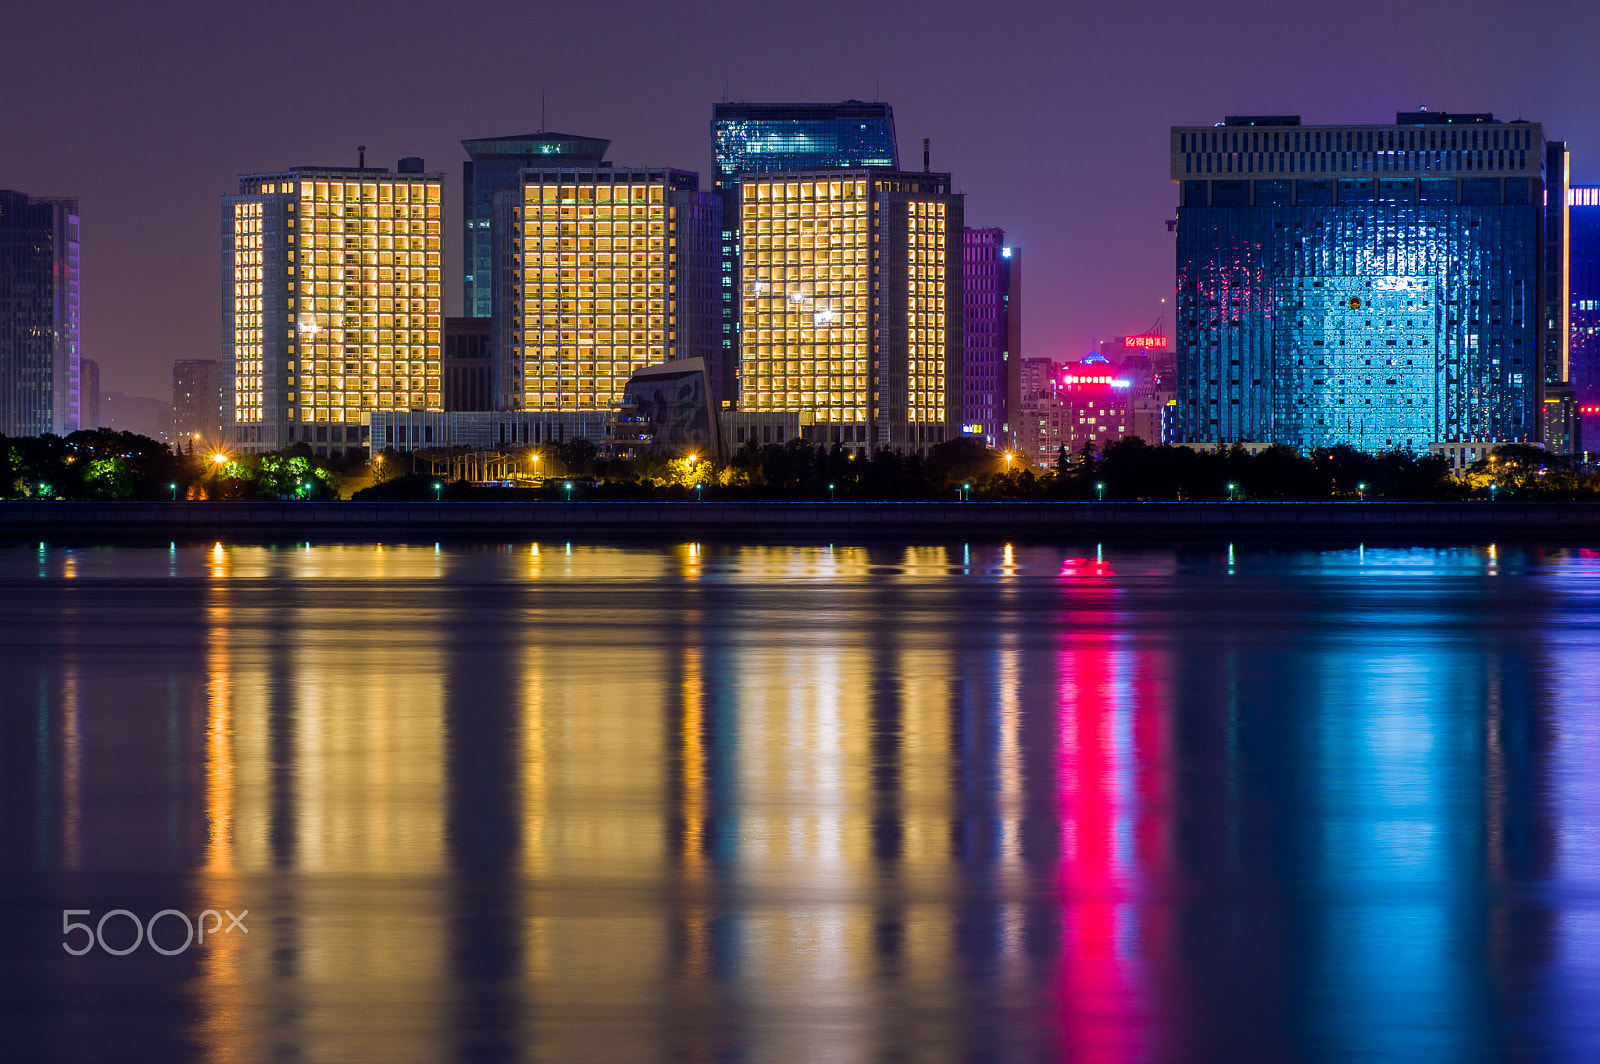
[6,430,1596,502]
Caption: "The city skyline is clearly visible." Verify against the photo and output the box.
[8,1,1600,402]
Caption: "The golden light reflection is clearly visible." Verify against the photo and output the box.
[194,577,246,1064]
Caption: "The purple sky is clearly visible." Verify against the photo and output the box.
[5,0,1599,401]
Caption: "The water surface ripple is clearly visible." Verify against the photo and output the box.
[2,541,1597,1063]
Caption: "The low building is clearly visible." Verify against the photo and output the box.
[610,357,723,461]
[369,409,610,453]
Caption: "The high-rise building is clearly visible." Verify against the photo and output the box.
[1542,141,1575,454]
[737,170,961,449]
[1,190,79,436]
[1018,356,1062,467]
[461,132,609,319]
[173,359,220,447]
[962,229,1020,449]
[80,358,100,430]
[1172,112,1558,452]
[489,166,719,438]
[1568,187,1600,420]
[711,102,899,405]
[223,160,443,455]
[172,359,221,448]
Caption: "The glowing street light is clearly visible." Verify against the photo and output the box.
[1095,481,1105,502]
[1357,481,1367,501]
[1003,451,1015,472]
[210,452,229,466]
[169,482,178,501]
[433,480,443,501]
[829,482,836,502]
[1227,481,1238,501]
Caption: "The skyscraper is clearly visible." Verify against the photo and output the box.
[461,132,609,319]
[1172,112,1557,452]
[736,170,961,449]
[223,160,443,455]
[1,190,79,436]
[490,166,719,437]
[711,102,899,404]
[1567,186,1600,427]
[172,358,221,447]
[962,229,1020,448]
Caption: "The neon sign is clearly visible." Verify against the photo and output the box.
[1121,335,1166,349]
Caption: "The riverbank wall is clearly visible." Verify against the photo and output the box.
[3,500,1599,540]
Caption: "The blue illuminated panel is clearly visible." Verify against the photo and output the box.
[1176,176,1541,448]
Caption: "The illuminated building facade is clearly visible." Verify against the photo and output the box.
[1568,186,1600,419]
[0,190,79,436]
[711,101,899,404]
[1172,112,1560,452]
[737,170,962,449]
[1057,367,1131,454]
[461,132,609,318]
[962,229,1020,448]
[223,161,444,455]
[491,167,719,435]
[172,359,221,447]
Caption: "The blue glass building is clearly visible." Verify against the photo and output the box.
[1171,112,1561,452]
[711,102,898,404]
[461,133,609,319]
[0,190,80,436]
[1568,186,1600,417]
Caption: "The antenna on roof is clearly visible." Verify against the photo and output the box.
[540,89,546,134]
[923,138,930,173]
[358,144,366,170]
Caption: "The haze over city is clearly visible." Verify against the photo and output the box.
[7,0,1600,401]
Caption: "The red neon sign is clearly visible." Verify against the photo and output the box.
[1121,335,1166,349]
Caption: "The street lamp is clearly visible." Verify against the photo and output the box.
[963,481,972,502]
[433,480,443,502]
[1004,451,1015,472]
[169,482,178,501]
[564,481,573,500]
[1357,482,1367,502]
[1489,482,1498,501]
[1095,481,1105,502]
[1227,481,1238,501]
[209,452,228,500]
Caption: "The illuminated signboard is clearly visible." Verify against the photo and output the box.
[1120,335,1166,350]
[1061,375,1131,388]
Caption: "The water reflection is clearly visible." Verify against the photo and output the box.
[1,542,1598,1062]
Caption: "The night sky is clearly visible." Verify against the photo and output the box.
[5,0,1599,401]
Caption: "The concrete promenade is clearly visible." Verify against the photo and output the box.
[3,500,1599,539]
